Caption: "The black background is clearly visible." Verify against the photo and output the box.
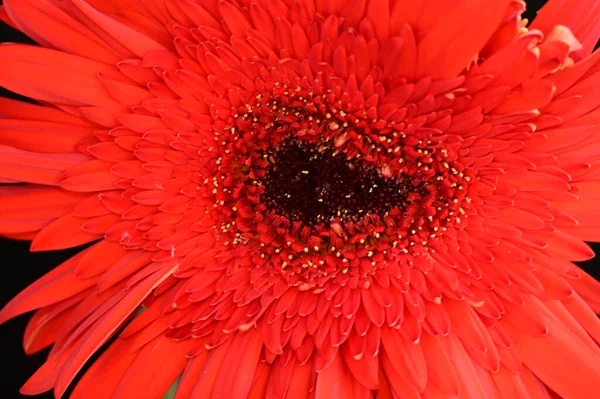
[0,0,598,398]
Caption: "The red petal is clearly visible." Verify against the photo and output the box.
[53,263,177,398]
[420,334,460,395]
[530,0,600,60]
[506,317,600,399]
[342,343,378,390]
[70,338,138,399]
[3,0,121,63]
[0,145,90,185]
[380,327,427,392]
[0,249,96,324]
[31,213,101,251]
[218,1,252,38]
[562,293,600,345]
[188,338,234,398]
[0,120,92,153]
[211,330,264,398]
[283,361,312,399]
[492,79,556,114]
[0,185,85,234]
[23,292,87,354]
[70,0,167,58]
[60,171,120,192]
[173,351,208,399]
[416,0,512,79]
[314,354,354,399]
[568,267,600,313]
[112,335,189,399]
[0,44,119,106]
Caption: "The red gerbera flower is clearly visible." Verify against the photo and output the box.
[1,0,600,398]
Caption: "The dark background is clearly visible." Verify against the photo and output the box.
[0,0,598,398]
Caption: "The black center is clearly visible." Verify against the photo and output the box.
[259,139,409,224]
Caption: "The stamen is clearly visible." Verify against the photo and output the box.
[258,139,410,225]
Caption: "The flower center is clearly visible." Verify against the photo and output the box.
[202,66,476,285]
[259,139,410,225]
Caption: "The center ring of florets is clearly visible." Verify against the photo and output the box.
[200,75,473,283]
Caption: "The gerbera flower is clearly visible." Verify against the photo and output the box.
[1,0,600,397]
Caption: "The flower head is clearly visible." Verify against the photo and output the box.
[1,0,600,398]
